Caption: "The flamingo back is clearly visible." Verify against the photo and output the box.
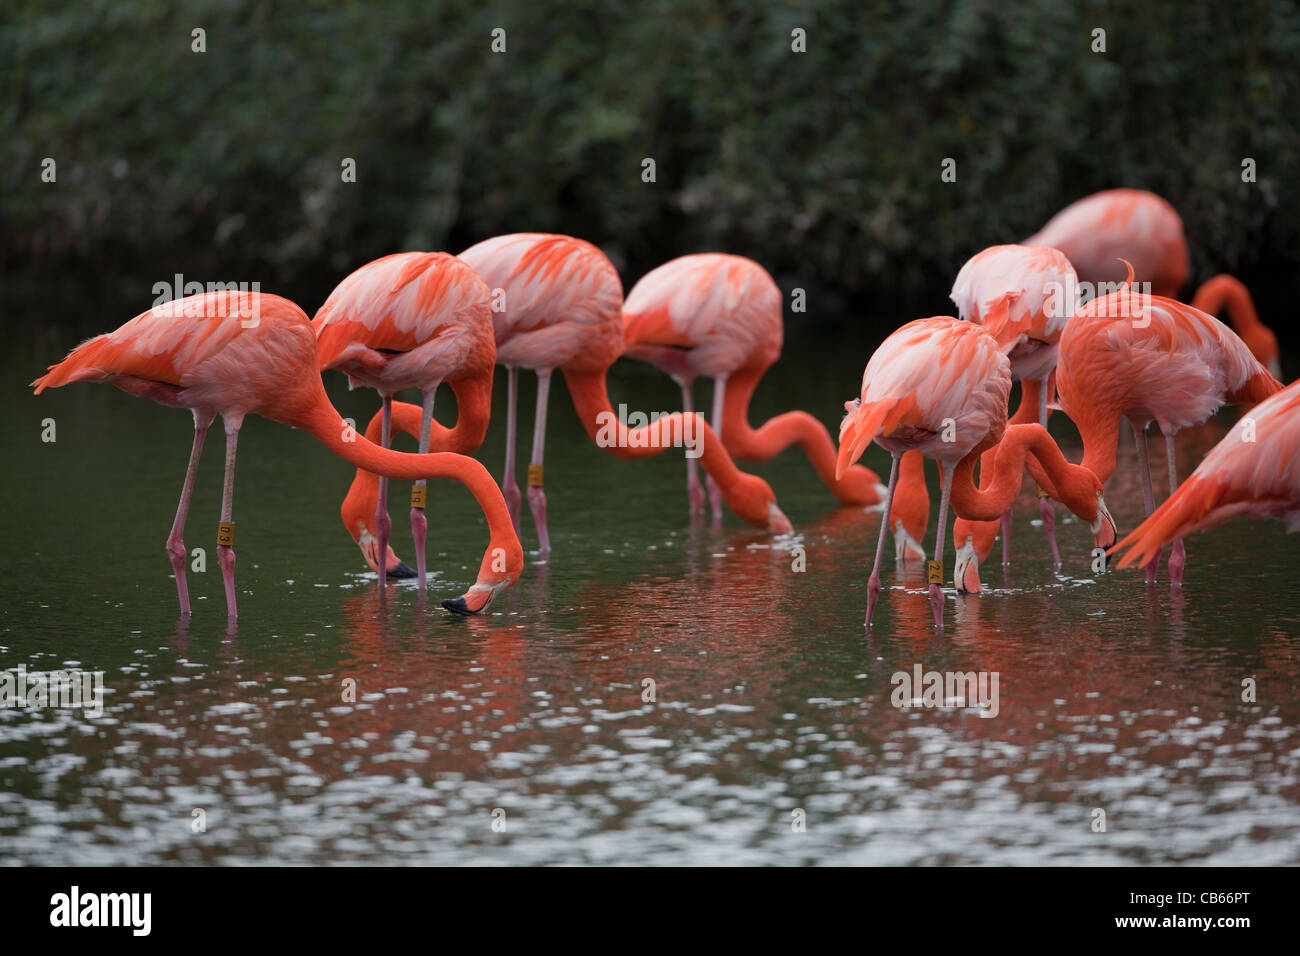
[1025,188,1189,297]
[457,233,624,372]
[1058,290,1280,433]
[313,252,494,394]
[839,318,1010,471]
[622,253,783,378]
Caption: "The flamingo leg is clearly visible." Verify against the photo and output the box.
[410,387,436,593]
[502,366,522,536]
[1134,422,1161,585]
[527,369,552,554]
[1036,375,1061,567]
[375,395,393,590]
[706,375,727,520]
[1165,430,1186,587]
[930,462,954,629]
[676,376,705,515]
[166,412,212,617]
[217,418,242,618]
[866,453,901,627]
[1000,510,1012,566]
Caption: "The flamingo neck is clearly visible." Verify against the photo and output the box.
[1193,276,1263,333]
[561,367,785,531]
[951,424,1099,522]
[295,392,521,586]
[720,363,875,504]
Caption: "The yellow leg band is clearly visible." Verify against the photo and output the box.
[927,559,943,585]
[527,463,544,488]
[1036,484,1049,498]
[217,521,235,547]
[410,485,426,510]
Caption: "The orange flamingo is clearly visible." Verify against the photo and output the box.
[889,450,930,566]
[836,317,1115,628]
[621,253,885,515]
[313,251,495,591]
[31,291,523,617]
[1190,274,1281,378]
[1026,188,1189,298]
[949,244,1077,571]
[1055,273,1282,587]
[1112,380,1300,569]
[457,234,792,551]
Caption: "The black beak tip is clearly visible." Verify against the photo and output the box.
[386,561,418,580]
[441,596,474,615]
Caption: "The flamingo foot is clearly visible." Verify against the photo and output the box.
[687,473,707,516]
[410,507,428,592]
[928,582,945,629]
[527,485,551,554]
[1039,496,1062,567]
[375,506,393,589]
[1168,539,1186,588]
[166,533,191,616]
[706,474,723,521]
[865,572,883,627]
[1145,546,1161,586]
[218,544,237,618]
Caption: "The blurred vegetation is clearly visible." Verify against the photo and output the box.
[3,0,1299,319]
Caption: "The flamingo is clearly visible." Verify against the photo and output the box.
[1055,273,1283,587]
[835,317,1116,628]
[621,253,885,515]
[457,233,792,552]
[950,244,1077,570]
[1190,274,1281,378]
[31,290,523,617]
[890,450,930,565]
[1026,188,1189,298]
[313,251,495,591]
[1111,380,1300,569]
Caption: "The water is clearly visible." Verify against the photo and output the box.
[3,313,1298,865]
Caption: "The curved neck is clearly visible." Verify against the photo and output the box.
[721,363,868,503]
[295,392,521,585]
[1192,275,1263,333]
[1077,412,1121,486]
[951,424,1099,521]
[562,367,780,530]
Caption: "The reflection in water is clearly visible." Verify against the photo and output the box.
[2,329,1298,865]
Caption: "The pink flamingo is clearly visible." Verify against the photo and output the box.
[1112,380,1300,568]
[1026,188,1189,298]
[621,253,885,515]
[1055,273,1283,587]
[31,291,523,617]
[457,233,792,552]
[949,244,1077,572]
[836,318,1115,628]
[314,251,495,591]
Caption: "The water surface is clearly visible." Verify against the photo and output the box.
[3,312,1298,865]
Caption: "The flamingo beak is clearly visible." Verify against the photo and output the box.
[954,539,983,594]
[442,582,503,615]
[1091,495,1118,550]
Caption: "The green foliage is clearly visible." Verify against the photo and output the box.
[3,0,1298,307]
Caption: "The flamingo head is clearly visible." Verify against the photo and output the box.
[340,479,417,579]
[1091,494,1118,550]
[953,537,983,594]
